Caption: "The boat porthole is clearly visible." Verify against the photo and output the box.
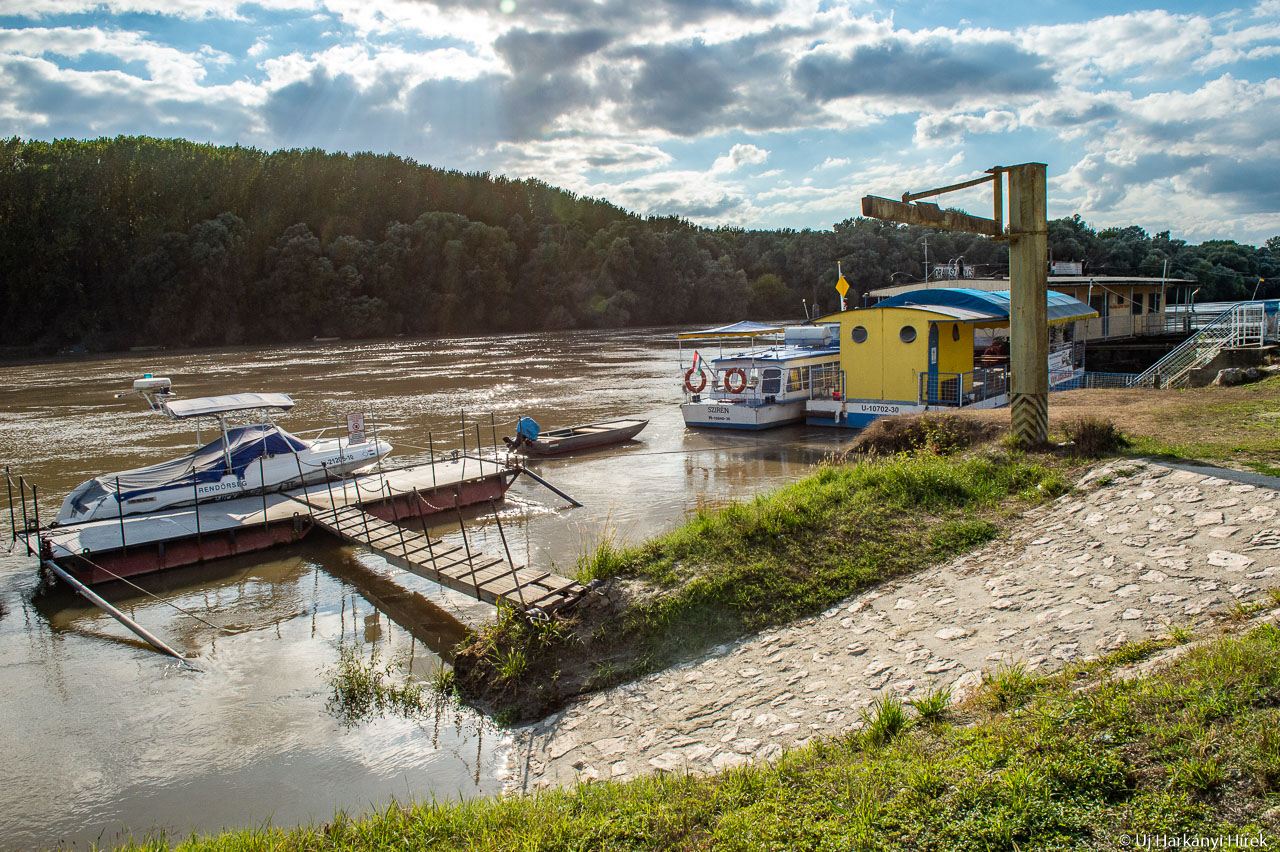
[899,325,917,343]
[851,325,867,343]
[952,323,960,341]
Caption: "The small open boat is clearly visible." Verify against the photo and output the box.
[506,418,648,456]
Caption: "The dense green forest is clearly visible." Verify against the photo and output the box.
[2,136,1276,353]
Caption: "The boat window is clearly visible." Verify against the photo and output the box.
[952,324,960,341]
[786,368,810,392]
[900,325,917,343]
[761,368,782,395]
[851,325,867,343]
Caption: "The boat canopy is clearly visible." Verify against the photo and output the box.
[713,344,841,365]
[874,289,1097,326]
[64,424,311,512]
[163,393,295,419]
[678,321,785,340]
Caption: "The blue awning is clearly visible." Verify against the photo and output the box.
[874,288,1097,325]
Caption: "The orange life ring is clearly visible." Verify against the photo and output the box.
[724,368,748,394]
[684,367,707,393]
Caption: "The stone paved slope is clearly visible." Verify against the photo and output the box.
[501,459,1280,792]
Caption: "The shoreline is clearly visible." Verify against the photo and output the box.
[500,457,1279,791]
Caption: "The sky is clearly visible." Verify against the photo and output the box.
[1,0,1278,245]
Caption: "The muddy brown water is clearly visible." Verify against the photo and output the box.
[0,328,850,850]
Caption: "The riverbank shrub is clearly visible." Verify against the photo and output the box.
[1062,416,1129,458]
[843,412,1003,456]
[455,449,1074,721]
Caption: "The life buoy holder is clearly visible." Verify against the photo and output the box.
[684,367,707,394]
[724,368,748,394]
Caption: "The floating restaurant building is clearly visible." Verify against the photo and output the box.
[679,287,1097,430]
[806,288,1097,427]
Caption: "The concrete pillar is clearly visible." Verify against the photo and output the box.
[1007,163,1049,445]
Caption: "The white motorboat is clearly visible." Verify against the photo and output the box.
[678,322,843,430]
[54,378,392,525]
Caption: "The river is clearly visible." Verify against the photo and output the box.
[0,328,849,850]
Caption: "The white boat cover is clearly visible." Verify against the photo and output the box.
[163,393,295,419]
[678,321,785,340]
[62,424,310,515]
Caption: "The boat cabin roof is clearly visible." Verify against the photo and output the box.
[163,393,296,420]
[712,344,840,366]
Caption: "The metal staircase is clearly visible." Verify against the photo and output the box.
[1129,302,1266,389]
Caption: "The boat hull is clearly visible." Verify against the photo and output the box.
[681,399,806,430]
[521,419,648,456]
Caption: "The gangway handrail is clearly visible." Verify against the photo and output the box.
[1129,301,1265,389]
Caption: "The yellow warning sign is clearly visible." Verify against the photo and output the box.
[835,275,850,297]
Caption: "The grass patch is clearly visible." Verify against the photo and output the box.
[455,450,1075,720]
[324,642,437,726]
[116,622,1280,851]
[909,683,953,723]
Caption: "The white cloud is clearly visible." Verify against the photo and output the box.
[0,1,1276,242]
[913,110,1017,145]
[711,142,768,173]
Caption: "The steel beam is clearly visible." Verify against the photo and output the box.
[860,195,1001,237]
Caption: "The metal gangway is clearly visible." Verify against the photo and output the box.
[1129,302,1267,389]
[292,490,588,616]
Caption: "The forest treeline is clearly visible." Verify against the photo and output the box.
[2,136,1276,353]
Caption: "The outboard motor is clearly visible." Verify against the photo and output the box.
[503,416,541,452]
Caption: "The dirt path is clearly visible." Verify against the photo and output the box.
[500,459,1280,792]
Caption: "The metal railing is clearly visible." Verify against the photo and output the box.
[918,367,1008,406]
[1049,371,1142,390]
[1129,302,1266,389]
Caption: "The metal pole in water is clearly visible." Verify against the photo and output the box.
[412,488,437,563]
[192,469,202,544]
[115,476,127,554]
[460,411,467,480]
[259,456,269,533]
[6,466,16,544]
[489,413,498,456]
[475,423,483,463]
[44,559,191,665]
[517,465,583,507]
[489,498,527,609]
[293,453,308,509]
[455,508,480,594]
[322,462,339,525]
[387,484,409,561]
[31,485,40,555]
[18,477,30,555]
[428,431,437,488]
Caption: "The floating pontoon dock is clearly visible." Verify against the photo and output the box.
[22,453,586,615]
